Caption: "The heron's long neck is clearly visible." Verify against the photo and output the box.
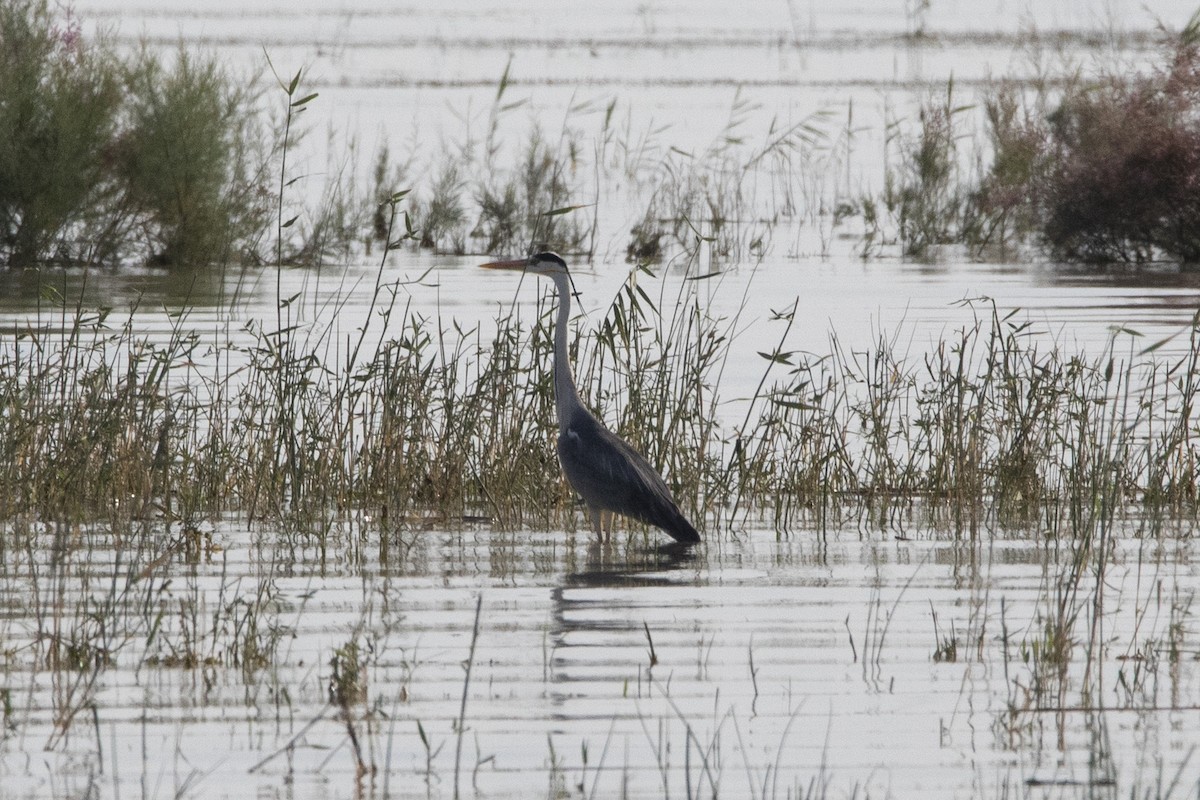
[550,272,583,425]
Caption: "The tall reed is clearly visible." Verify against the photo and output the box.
[4,274,1200,539]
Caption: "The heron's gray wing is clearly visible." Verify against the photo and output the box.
[556,412,700,542]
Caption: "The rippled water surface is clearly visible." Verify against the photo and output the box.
[3,522,1199,799]
[4,2,1200,798]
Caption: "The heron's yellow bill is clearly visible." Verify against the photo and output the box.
[480,258,527,271]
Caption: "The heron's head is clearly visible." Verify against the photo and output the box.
[480,251,568,277]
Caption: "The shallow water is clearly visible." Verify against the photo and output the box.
[4,2,1200,798]
[2,522,1199,798]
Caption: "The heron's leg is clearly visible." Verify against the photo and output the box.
[589,507,604,540]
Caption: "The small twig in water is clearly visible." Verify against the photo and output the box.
[454,594,483,800]
[248,704,331,773]
[643,621,658,668]
[748,634,760,704]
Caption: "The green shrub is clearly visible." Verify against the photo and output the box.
[118,48,262,267]
[417,161,468,252]
[0,0,271,269]
[0,0,121,266]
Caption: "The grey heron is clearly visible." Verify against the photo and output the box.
[481,252,702,545]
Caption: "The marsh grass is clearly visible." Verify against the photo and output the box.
[408,62,593,258]
[884,80,974,258]
[6,269,1200,544]
[621,92,844,265]
[413,126,591,257]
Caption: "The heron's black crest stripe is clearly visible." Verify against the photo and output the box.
[532,251,567,269]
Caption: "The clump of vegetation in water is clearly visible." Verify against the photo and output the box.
[0,0,121,267]
[0,1,272,268]
[884,80,972,258]
[0,1,405,269]
[1039,24,1200,263]
[971,10,1200,263]
[874,12,1200,265]
[119,47,268,267]
[410,61,593,257]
